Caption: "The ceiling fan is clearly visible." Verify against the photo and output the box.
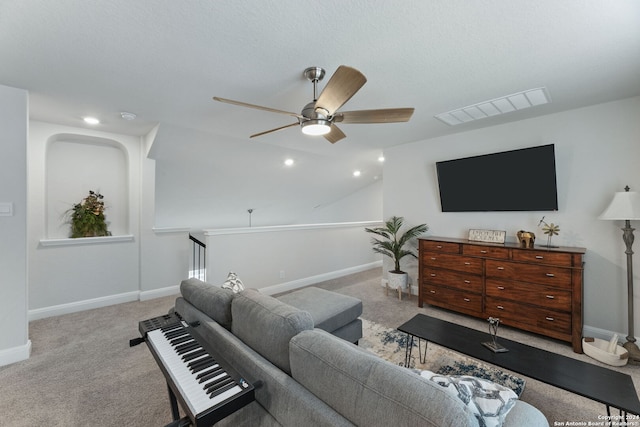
[213,65,414,144]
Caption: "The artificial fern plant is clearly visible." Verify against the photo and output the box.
[66,190,111,238]
[365,216,428,273]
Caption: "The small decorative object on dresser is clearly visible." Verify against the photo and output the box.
[468,229,506,244]
[365,216,428,295]
[538,216,560,248]
[516,230,535,248]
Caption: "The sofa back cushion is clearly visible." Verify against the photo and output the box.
[289,329,478,427]
[232,289,313,374]
[180,278,235,329]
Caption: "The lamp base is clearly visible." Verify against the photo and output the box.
[623,341,640,362]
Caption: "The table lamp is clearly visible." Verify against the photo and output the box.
[599,185,640,361]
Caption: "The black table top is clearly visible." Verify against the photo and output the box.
[397,314,640,414]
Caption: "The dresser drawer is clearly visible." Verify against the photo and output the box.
[462,244,509,259]
[512,250,573,266]
[423,285,483,315]
[485,279,571,311]
[485,297,571,336]
[420,240,460,254]
[423,267,482,293]
[423,252,483,275]
[485,259,572,288]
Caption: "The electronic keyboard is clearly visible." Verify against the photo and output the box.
[137,314,255,426]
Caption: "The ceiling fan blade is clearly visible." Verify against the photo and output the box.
[323,124,346,144]
[213,97,303,119]
[334,108,415,124]
[250,122,299,139]
[315,66,367,116]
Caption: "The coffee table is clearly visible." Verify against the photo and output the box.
[397,314,640,416]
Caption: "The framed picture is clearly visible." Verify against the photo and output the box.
[468,229,506,244]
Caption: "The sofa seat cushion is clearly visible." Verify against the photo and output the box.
[232,289,314,374]
[290,329,479,426]
[277,287,362,333]
[180,278,235,329]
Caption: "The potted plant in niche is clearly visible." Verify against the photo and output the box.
[65,190,111,238]
[365,216,428,290]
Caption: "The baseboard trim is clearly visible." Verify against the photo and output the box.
[28,291,139,321]
[582,324,629,342]
[260,261,382,296]
[0,340,32,367]
[139,285,180,301]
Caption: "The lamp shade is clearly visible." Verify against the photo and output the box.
[599,188,640,220]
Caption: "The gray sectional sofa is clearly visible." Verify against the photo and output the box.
[172,278,548,427]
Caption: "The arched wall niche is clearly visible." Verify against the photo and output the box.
[45,133,129,239]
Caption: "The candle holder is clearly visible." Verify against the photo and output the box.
[482,317,509,353]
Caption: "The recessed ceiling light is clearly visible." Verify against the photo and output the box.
[378,156,385,162]
[284,158,294,166]
[83,117,100,125]
[353,170,361,177]
[435,87,551,126]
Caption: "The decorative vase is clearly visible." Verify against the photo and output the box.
[387,271,408,290]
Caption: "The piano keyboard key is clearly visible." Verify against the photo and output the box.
[147,327,244,417]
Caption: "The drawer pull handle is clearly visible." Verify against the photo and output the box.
[463,298,470,302]
[535,255,544,259]
[497,286,505,290]
[430,290,436,294]
[497,266,505,270]
[546,273,555,277]
[430,273,436,277]
[497,305,504,310]
[464,280,471,284]
[546,317,555,321]
[431,257,436,261]
[480,250,487,254]
[436,245,443,249]
[464,262,471,265]
[546,295,555,299]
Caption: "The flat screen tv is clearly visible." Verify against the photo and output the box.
[436,144,558,212]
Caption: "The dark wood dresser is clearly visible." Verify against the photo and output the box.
[418,236,586,352]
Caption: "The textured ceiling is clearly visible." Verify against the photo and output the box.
[1,0,639,226]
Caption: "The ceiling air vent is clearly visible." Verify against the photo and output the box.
[435,87,551,126]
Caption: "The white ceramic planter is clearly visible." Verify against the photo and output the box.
[387,271,408,290]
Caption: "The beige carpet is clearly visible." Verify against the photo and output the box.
[1,268,639,426]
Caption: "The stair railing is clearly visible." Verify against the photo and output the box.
[189,234,206,281]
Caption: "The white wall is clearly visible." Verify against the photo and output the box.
[293,179,383,224]
[203,222,382,294]
[28,122,143,316]
[383,96,640,337]
[0,85,29,366]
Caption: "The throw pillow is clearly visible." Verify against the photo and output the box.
[222,271,245,293]
[420,370,518,427]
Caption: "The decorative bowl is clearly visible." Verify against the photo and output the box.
[582,337,629,366]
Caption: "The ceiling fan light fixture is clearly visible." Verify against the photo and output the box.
[301,119,331,136]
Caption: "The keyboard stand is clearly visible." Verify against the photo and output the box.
[167,383,180,422]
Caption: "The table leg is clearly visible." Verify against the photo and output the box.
[404,334,414,368]
[418,338,428,364]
